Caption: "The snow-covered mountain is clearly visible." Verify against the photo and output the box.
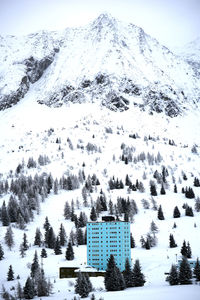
[0,13,200,116]
[175,37,200,78]
[175,37,200,63]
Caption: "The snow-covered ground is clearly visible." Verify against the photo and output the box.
[0,93,200,299]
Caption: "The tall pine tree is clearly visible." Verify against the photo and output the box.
[158,205,165,220]
[168,264,179,285]
[90,206,97,221]
[1,201,10,226]
[123,258,133,287]
[34,228,42,247]
[104,255,125,291]
[75,272,92,298]
[23,277,35,299]
[54,237,62,255]
[132,259,145,287]
[65,241,74,260]
[4,226,14,250]
[181,240,188,257]
[179,257,192,285]
[59,223,67,246]
[193,258,200,281]
[7,265,14,281]
[0,243,4,260]
[31,250,40,278]
[169,234,177,248]
[130,233,135,248]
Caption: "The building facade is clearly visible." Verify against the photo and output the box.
[87,218,131,271]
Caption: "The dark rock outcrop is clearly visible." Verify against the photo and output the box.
[24,53,55,83]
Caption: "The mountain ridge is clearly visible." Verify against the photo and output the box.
[0,13,199,116]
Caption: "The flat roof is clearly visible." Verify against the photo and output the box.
[87,221,130,224]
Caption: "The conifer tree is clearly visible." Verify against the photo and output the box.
[145,238,151,250]
[23,277,35,299]
[132,259,145,287]
[169,234,177,248]
[150,220,159,236]
[195,197,200,212]
[69,229,76,245]
[46,226,56,248]
[160,184,166,195]
[179,257,192,285]
[7,195,18,222]
[174,184,177,193]
[150,183,157,196]
[41,248,47,258]
[140,236,146,248]
[7,265,14,281]
[173,206,181,218]
[108,199,114,215]
[84,272,93,293]
[54,236,62,255]
[185,187,195,199]
[37,269,49,297]
[181,240,188,257]
[158,205,165,220]
[1,201,10,226]
[65,241,74,260]
[130,233,135,248]
[22,233,29,251]
[59,223,67,246]
[4,225,14,250]
[17,281,23,300]
[64,201,71,219]
[75,272,92,298]
[185,206,194,217]
[76,228,84,245]
[31,250,40,278]
[34,228,42,247]
[78,212,87,228]
[123,258,133,287]
[19,242,26,258]
[84,228,87,245]
[43,216,50,232]
[193,258,200,281]
[168,264,179,285]
[146,233,157,247]
[90,206,97,221]
[186,242,192,259]
[0,243,4,260]
[17,213,26,230]
[104,255,125,291]
[124,212,129,222]
[53,178,59,194]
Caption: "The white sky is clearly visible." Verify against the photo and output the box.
[0,0,199,49]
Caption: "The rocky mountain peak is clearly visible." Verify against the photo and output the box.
[0,14,200,116]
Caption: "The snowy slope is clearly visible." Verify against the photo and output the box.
[0,92,200,299]
[174,37,200,78]
[175,37,200,63]
[0,13,200,116]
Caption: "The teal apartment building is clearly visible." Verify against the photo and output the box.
[87,216,131,271]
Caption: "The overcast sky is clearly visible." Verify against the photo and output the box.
[0,0,199,49]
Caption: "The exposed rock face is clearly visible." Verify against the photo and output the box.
[0,52,56,110]
[24,54,55,83]
[0,76,29,110]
